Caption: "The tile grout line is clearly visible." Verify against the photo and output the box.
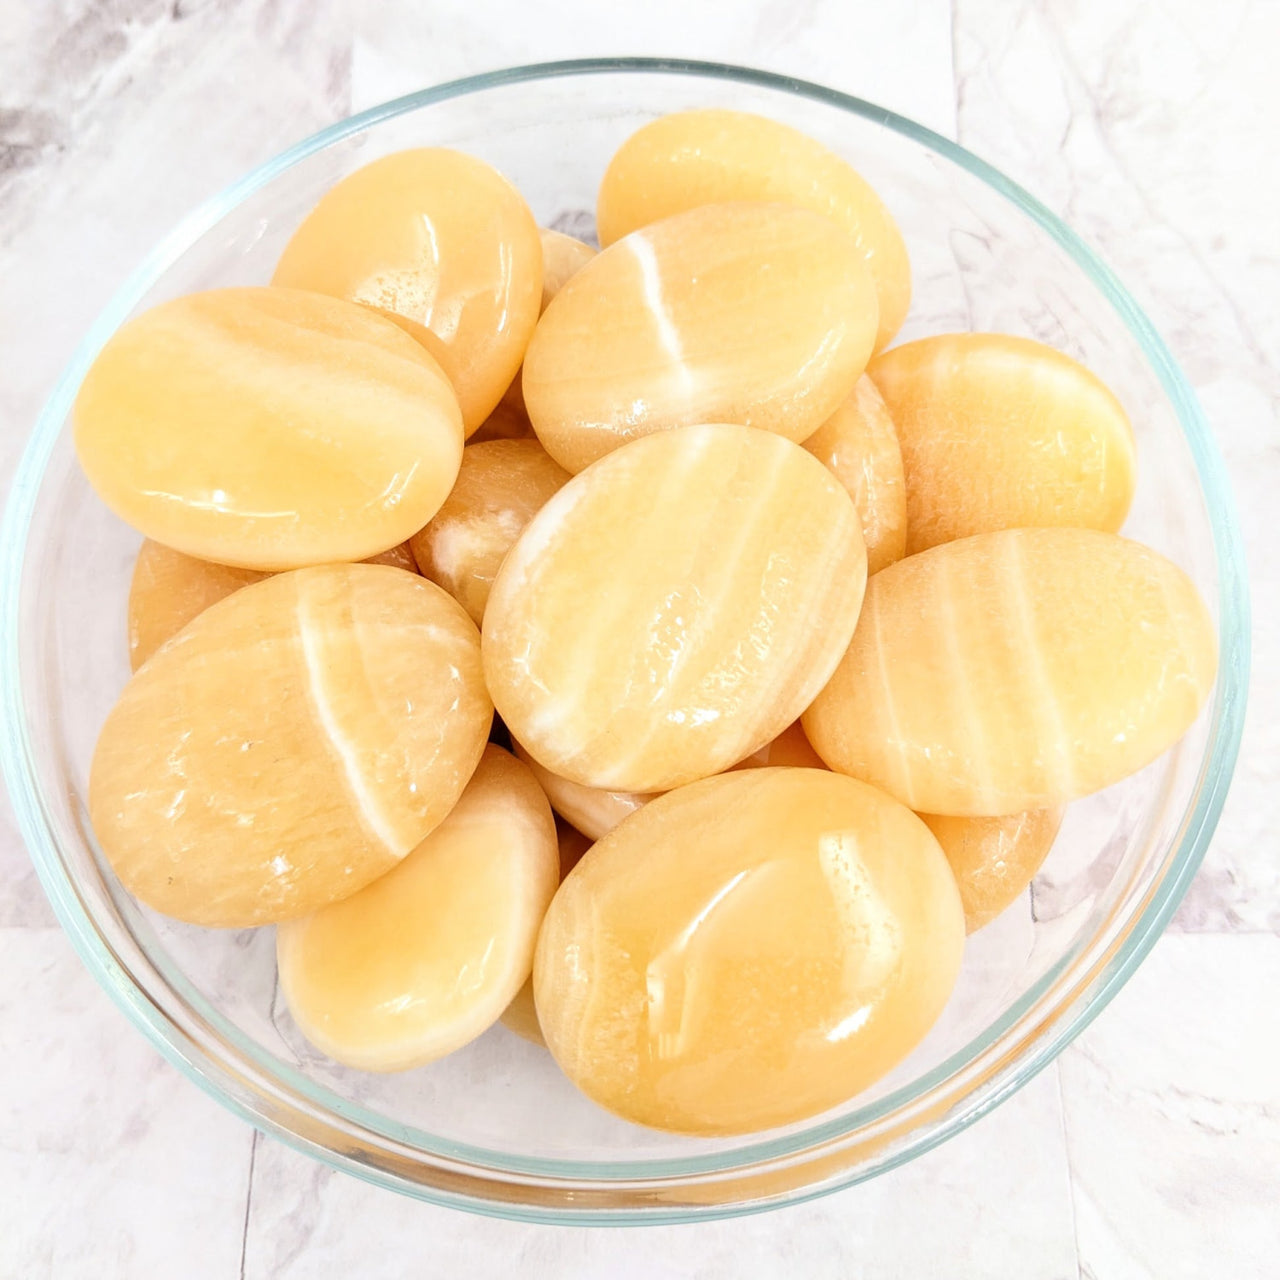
[238,1128,260,1280]
[1054,1060,1085,1280]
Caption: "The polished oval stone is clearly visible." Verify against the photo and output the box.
[920,808,1064,932]
[802,375,907,576]
[74,287,463,570]
[868,333,1137,554]
[491,227,598,429]
[534,768,964,1135]
[512,720,824,840]
[803,528,1217,815]
[596,109,911,351]
[523,203,878,473]
[277,746,558,1070]
[90,564,492,927]
[484,424,867,793]
[410,439,570,626]
[126,538,417,670]
[272,148,543,434]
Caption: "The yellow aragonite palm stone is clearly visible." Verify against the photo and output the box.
[867,333,1137,555]
[802,375,907,576]
[522,203,879,474]
[126,538,418,670]
[271,148,543,435]
[74,287,463,570]
[803,528,1217,815]
[920,808,1064,933]
[500,819,593,1047]
[534,768,965,1135]
[484,424,867,793]
[89,564,492,927]
[595,109,911,352]
[276,746,559,1071]
[410,439,571,626]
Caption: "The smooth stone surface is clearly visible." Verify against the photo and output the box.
[804,528,1217,815]
[534,768,964,1134]
[127,538,417,670]
[921,808,1065,932]
[868,333,1136,554]
[596,108,912,350]
[272,147,543,434]
[74,287,463,570]
[277,747,558,1071]
[512,721,823,840]
[90,564,491,926]
[523,203,879,473]
[802,375,908,575]
[484,424,867,792]
[410,439,570,626]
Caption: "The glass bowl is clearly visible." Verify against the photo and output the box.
[0,58,1250,1224]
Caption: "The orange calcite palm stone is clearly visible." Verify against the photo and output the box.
[534,768,965,1135]
[595,109,911,351]
[920,808,1064,933]
[410,439,571,626]
[522,203,879,473]
[484,424,867,793]
[127,538,417,670]
[539,228,597,310]
[512,720,824,840]
[74,287,463,570]
[271,148,543,434]
[867,334,1137,555]
[494,228,597,425]
[802,375,907,575]
[277,746,559,1070]
[500,820,593,1046]
[803,528,1217,815]
[511,742,656,842]
[90,565,492,927]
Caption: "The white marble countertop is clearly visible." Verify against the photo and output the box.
[1,2,1276,1276]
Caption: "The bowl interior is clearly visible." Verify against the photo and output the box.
[1,62,1245,1219]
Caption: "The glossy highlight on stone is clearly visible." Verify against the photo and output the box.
[500,820,593,1047]
[277,746,558,1071]
[596,108,911,351]
[803,528,1217,815]
[802,375,907,575]
[410,439,570,626]
[523,203,879,473]
[272,148,543,434]
[867,333,1137,555]
[74,287,463,570]
[90,564,492,927]
[126,538,417,671]
[533,768,965,1135]
[484,424,867,793]
[920,808,1065,933]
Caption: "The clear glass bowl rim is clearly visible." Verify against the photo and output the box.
[0,57,1251,1224]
